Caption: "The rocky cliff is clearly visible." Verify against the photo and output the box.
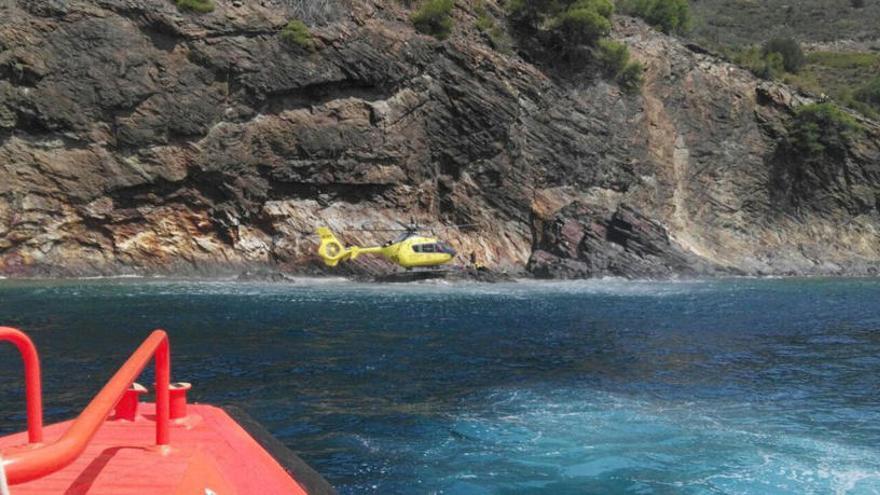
[1,0,879,278]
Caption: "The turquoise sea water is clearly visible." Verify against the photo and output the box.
[1,278,879,494]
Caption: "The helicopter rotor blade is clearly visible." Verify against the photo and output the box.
[395,219,417,230]
[328,218,480,235]
[348,220,411,232]
[429,223,481,231]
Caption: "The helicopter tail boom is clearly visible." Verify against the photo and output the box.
[316,227,384,267]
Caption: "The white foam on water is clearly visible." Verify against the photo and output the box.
[39,277,716,304]
[439,386,880,493]
[829,469,880,495]
[321,277,718,301]
[75,274,153,280]
[3,276,786,316]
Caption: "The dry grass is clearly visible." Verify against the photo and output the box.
[689,0,880,45]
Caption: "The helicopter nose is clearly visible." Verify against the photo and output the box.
[445,245,457,257]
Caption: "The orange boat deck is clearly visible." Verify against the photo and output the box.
[0,403,309,495]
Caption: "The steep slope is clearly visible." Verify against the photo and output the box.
[1,0,878,278]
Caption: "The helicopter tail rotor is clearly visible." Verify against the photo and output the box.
[316,227,349,267]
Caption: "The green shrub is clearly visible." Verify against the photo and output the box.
[176,0,214,13]
[851,77,880,118]
[506,0,641,91]
[412,0,455,40]
[781,51,880,119]
[854,77,880,108]
[280,20,315,50]
[806,51,880,69]
[618,60,644,92]
[507,0,554,27]
[509,0,613,34]
[554,3,612,45]
[730,45,785,80]
[761,52,786,79]
[727,45,762,73]
[788,102,861,156]
[507,0,615,61]
[476,13,493,32]
[595,39,630,76]
[575,0,614,18]
[622,0,690,34]
[474,1,494,34]
[763,38,804,73]
[475,2,513,53]
[594,39,643,92]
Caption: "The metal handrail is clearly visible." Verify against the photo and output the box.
[0,329,171,485]
[0,327,43,443]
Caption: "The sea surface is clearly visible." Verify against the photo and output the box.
[1,278,880,494]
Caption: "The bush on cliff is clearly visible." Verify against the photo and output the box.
[619,0,690,34]
[595,39,644,91]
[509,0,613,40]
[176,0,214,13]
[412,0,455,40]
[507,0,642,93]
[553,1,614,45]
[595,38,629,74]
[783,51,880,119]
[617,60,644,92]
[758,51,785,80]
[475,2,493,31]
[280,19,315,50]
[508,0,614,60]
[788,102,861,157]
[475,2,513,53]
[506,0,548,27]
[727,47,880,119]
[762,38,805,73]
[854,77,880,109]
[730,45,785,80]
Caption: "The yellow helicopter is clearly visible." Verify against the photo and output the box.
[316,219,466,269]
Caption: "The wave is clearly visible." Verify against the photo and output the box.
[75,274,160,280]
[433,386,880,493]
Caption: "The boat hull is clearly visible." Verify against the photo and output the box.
[0,403,334,494]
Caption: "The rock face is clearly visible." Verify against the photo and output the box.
[529,203,726,279]
[1,0,879,278]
